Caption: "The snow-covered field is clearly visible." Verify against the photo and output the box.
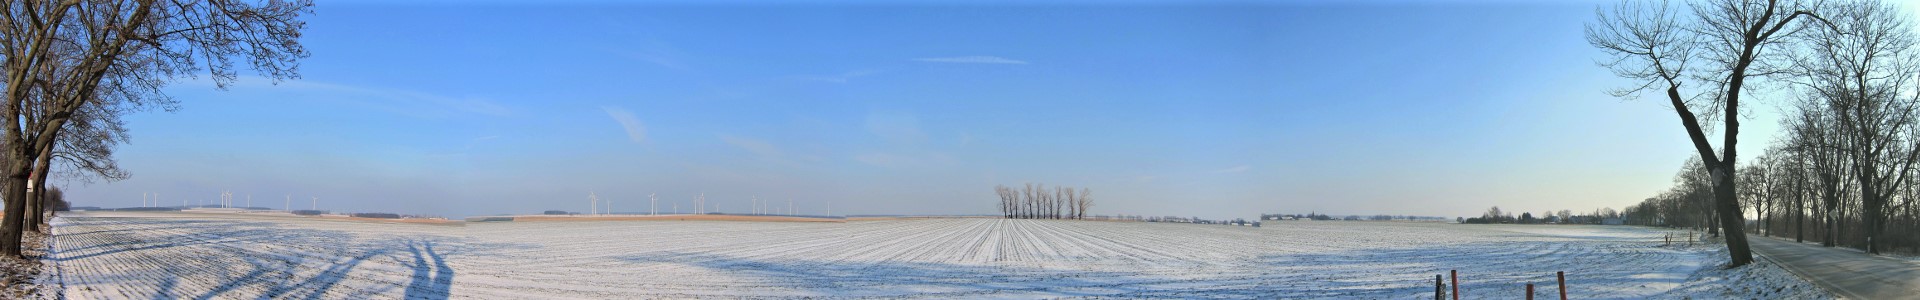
[43,211,1829,299]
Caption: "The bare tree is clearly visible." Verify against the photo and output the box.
[1739,155,1773,236]
[995,185,1011,218]
[1063,187,1078,219]
[1022,183,1035,219]
[1589,0,1832,266]
[1051,186,1063,219]
[1788,0,1920,253]
[17,47,139,233]
[1786,98,1853,246]
[0,0,313,257]
[1077,187,1092,219]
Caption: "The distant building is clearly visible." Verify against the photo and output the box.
[1602,217,1624,225]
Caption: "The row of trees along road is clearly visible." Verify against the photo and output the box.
[1592,0,1920,265]
[994,184,1093,219]
[0,0,314,258]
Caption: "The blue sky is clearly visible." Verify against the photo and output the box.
[62,0,1804,219]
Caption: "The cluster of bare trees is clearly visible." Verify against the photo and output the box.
[1590,0,1845,266]
[0,0,314,258]
[994,184,1092,219]
[1623,157,1726,233]
[1604,0,1920,257]
[1750,0,1920,254]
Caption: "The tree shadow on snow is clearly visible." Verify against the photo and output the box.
[403,239,455,300]
[53,219,313,261]
[53,217,498,300]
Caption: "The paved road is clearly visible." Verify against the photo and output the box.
[1749,236,1920,299]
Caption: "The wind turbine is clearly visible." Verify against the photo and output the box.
[285,194,291,211]
[247,193,252,209]
[589,191,598,216]
[142,192,148,207]
[649,193,657,216]
[311,196,318,211]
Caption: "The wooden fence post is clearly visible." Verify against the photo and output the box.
[1526,283,1534,300]
[1435,274,1444,300]
[1557,271,1566,300]
[1451,270,1459,300]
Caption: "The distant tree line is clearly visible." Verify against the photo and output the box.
[1274,213,1336,220]
[1461,206,1618,225]
[1362,215,1450,221]
[994,183,1092,219]
[1259,213,1447,221]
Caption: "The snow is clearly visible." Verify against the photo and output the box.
[44,211,1833,299]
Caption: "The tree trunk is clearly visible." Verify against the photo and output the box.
[26,152,50,231]
[1796,189,1805,243]
[1865,194,1884,254]
[0,153,31,258]
[1763,189,1772,237]
[22,183,36,234]
[1712,167,1754,266]
[1827,201,1840,247]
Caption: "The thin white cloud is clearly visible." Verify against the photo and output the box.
[601,106,647,144]
[1212,165,1252,174]
[913,56,1029,65]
